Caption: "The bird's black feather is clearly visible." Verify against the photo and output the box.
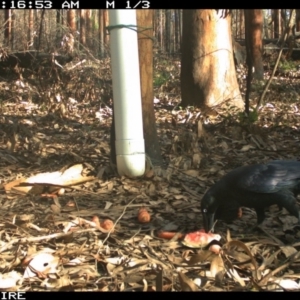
[201,160,300,232]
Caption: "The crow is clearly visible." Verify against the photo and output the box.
[201,160,300,232]
[214,202,242,224]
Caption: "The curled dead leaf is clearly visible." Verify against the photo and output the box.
[178,271,199,291]
[92,216,101,228]
[210,255,224,277]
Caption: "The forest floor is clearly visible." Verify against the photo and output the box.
[0,55,300,291]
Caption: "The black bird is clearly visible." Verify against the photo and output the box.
[201,160,300,232]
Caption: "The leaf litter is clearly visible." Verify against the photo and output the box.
[0,55,300,291]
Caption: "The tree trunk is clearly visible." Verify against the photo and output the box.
[263,10,269,39]
[174,10,181,52]
[137,10,163,166]
[244,9,264,80]
[28,10,34,48]
[103,10,109,45]
[36,10,45,52]
[86,10,92,48]
[281,9,287,35]
[273,9,281,38]
[296,9,300,31]
[180,9,243,109]
[99,10,105,57]
[239,10,244,39]
[165,10,170,54]
[67,9,76,32]
[56,10,63,41]
[159,10,164,51]
[233,10,238,38]
[80,10,86,46]
[170,10,174,54]
[4,10,12,48]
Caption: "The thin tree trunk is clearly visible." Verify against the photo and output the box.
[99,10,105,57]
[4,10,12,48]
[165,10,170,54]
[86,10,92,48]
[80,9,86,46]
[239,10,244,39]
[274,9,281,38]
[296,9,300,31]
[137,10,163,166]
[67,9,76,32]
[244,9,264,80]
[263,10,269,39]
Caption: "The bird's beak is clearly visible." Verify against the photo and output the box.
[203,212,215,233]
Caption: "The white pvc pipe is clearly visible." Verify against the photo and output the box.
[109,10,145,177]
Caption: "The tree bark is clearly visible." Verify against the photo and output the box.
[180,9,243,109]
[67,9,76,32]
[296,9,300,31]
[4,10,12,48]
[99,10,105,57]
[79,10,86,46]
[239,9,244,39]
[86,10,92,48]
[137,10,163,166]
[244,9,264,80]
[273,9,281,38]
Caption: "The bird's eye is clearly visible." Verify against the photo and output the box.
[203,209,207,213]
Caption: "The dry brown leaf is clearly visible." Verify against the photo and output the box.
[178,271,199,291]
[280,246,298,258]
[227,267,246,287]
[210,255,225,277]
[183,169,199,177]
[4,164,95,195]
[187,251,216,265]
[41,274,72,289]
[104,201,113,210]
[224,240,259,280]
[51,204,61,214]
[240,144,256,152]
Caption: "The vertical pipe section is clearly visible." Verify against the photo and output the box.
[109,10,145,177]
